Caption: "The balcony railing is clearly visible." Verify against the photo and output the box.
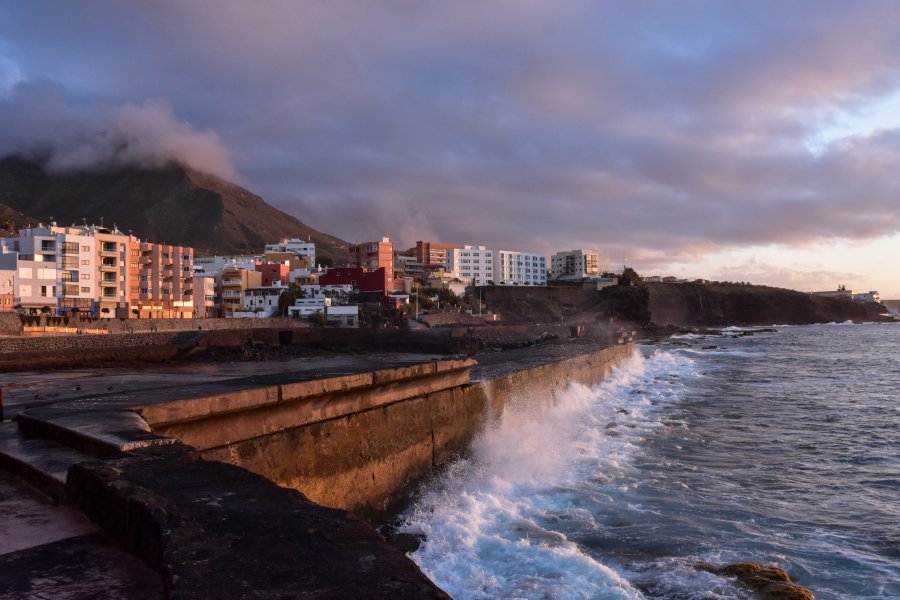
[99,264,118,272]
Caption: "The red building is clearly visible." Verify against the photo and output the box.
[320,267,388,295]
[256,262,290,287]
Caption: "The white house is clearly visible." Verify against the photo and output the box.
[240,286,286,317]
[287,297,332,318]
[326,305,359,328]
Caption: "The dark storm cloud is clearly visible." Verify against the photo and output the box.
[2,1,900,259]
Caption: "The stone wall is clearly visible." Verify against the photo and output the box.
[0,314,309,337]
[0,312,22,335]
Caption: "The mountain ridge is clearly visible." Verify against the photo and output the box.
[0,156,350,262]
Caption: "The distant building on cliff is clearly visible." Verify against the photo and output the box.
[550,249,600,281]
[447,245,547,287]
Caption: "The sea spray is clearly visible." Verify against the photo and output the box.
[401,350,698,599]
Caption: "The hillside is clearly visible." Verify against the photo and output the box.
[0,156,350,262]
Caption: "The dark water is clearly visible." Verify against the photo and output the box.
[400,323,900,599]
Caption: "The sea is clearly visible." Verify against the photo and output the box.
[398,322,900,599]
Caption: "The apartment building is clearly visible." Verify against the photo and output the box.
[194,275,218,318]
[550,249,600,281]
[129,242,194,318]
[447,245,494,287]
[350,237,393,282]
[394,254,424,280]
[264,238,315,267]
[220,267,263,316]
[0,224,128,315]
[494,250,547,286]
[0,252,15,311]
[415,240,461,269]
[448,245,547,286]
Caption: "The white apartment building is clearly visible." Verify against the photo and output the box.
[264,238,316,265]
[448,245,547,286]
[447,245,494,287]
[550,249,600,281]
[1,224,129,314]
[494,250,547,286]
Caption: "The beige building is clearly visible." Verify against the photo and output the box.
[221,267,263,316]
[550,249,600,281]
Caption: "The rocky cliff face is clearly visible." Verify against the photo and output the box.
[477,283,887,328]
[0,156,349,261]
[645,282,887,326]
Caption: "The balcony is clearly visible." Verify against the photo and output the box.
[222,291,242,298]
[99,263,118,272]
[162,269,175,278]
[222,279,242,286]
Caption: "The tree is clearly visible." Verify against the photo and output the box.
[131,308,140,319]
[308,310,326,327]
[316,256,334,269]
[278,288,299,317]
[620,267,642,287]
[101,307,111,317]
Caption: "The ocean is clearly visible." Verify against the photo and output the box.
[399,323,900,599]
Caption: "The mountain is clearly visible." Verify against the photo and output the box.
[0,202,38,235]
[0,156,350,262]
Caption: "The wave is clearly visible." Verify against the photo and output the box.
[400,350,698,599]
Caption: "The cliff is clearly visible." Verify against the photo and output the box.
[0,156,350,262]
[476,283,887,329]
[645,282,887,326]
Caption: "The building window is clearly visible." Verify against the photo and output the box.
[81,274,90,280]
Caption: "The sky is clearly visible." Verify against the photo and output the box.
[1,1,899,296]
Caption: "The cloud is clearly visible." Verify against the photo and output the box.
[2,1,900,282]
[0,82,237,180]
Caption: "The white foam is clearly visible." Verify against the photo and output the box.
[401,350,698,599]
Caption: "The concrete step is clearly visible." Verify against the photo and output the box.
[16,409,175,460]
[0,420,96,502]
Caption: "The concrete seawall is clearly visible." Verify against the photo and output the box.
[139,342,634,516]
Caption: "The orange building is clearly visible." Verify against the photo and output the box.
[350,237,394,282]
[128,241,194,318]
[415,240,461,269]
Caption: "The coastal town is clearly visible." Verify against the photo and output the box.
[2,222,892,327]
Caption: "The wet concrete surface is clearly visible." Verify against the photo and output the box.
[0,471,164,599]
[0,352,447,417]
